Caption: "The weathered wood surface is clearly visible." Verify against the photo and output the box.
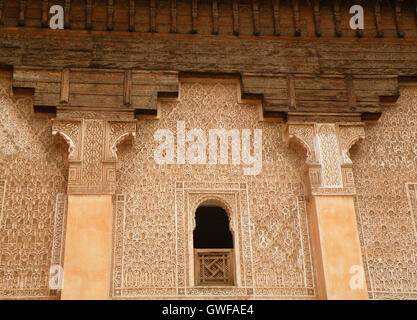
[2,27,416,74]
[0,0,416,116]
[1,0,416,38]
[10,65,400,115]
[13,67,179,111]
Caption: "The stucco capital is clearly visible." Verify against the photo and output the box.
[52,117,137,195]
[284,122,365,196]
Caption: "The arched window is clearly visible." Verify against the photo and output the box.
[193,204,235,286]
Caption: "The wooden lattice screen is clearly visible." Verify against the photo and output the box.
[194,249,234,286]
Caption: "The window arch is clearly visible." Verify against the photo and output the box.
[193,202,235,286]
[193,204,233,249]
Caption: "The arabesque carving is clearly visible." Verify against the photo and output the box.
[52,120,82,161]
[338,124,366,165]
[284,122,365,195]
[0,73,67,299]
[352,87,417,299]
[284,124,316,164]
[112,78,316,299]
[52,116,137,195]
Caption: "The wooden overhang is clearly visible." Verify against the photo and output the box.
[0,1,416,121]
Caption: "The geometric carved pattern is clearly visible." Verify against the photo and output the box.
[0,73,67,299]
[0,180,5,226]
[49,193,67,291]
[284,122,365,195]
[407,183,417,241]
[82,120,104,187]
[352,87,417,300]
[316,124,343,187]
[112,78,316,298]
[195,249,233,285]
[253,195,315,297]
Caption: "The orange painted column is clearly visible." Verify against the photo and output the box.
[309,195,368,300]
[61,195,113,300]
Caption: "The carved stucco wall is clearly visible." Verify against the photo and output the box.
[0,73,68,298]
[2,69,416,300]
[112,78,316,298]
[352,86,417,300]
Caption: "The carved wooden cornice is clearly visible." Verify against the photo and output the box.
[0,0,4,26]
[11,67,401,121]
[128,0,135,32]
[1,0,415,39]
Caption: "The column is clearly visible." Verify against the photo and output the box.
[52,117,136,299]
[284,122,368,300]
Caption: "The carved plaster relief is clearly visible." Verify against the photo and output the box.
[112,78,316,299]
[284,122,365,195]
[52,117,136,195]
[352,87,417,299]
[0,73,67,298]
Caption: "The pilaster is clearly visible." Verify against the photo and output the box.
[51,113,136,299]
[284,122,368,300]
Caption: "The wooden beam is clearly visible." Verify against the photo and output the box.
[212,0,219,35]
[332,0,342,37]
[171,0,177,33]
[191,0,198,34]
[374,0,383,38]
[233,0,239,35]
[312,0,321,37]
[34,105,57,115]
[86,0,93,30]
[394,0,404,38]
[150,0,156,33]
[252,0,260,36]
[263,110,286,121]
[361,112,381,121]
[135,109,157,117]
[272,0,280,36]
[65,0,71,29]
[287,74,296,110]
[129,0,136,32]
[291,0,301,36]
[60,68,70,104]
[19,0,27,26]
[41,0,49,27]
[107,0,114,31]
[124,70,132,106]
[345,75,356,111]
[0,0,4,25]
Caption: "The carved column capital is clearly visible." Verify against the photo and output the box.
[284,122,365,196]
[52,117,137,195]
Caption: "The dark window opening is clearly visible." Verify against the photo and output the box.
[193,204,235,286]
[193,205,233,249]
